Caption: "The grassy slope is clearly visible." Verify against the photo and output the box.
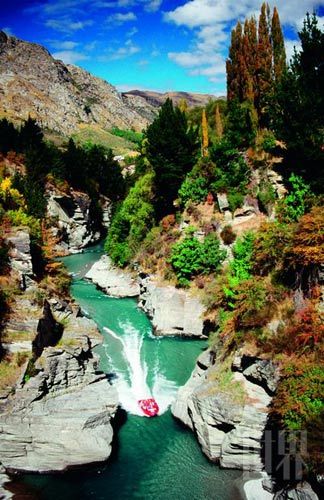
[72,124,137,155]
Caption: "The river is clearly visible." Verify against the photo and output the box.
[20,245,240,499]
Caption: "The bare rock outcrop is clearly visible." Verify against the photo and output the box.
[85,255,140,297]
[46,188,111,252]
[138,274,206,338]
[0,336,118,473]
[172,349,279,471]
[5,229,34,290]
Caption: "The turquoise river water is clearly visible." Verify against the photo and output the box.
[19,245,241,499]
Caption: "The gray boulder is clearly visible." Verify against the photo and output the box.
[243,359,280,394]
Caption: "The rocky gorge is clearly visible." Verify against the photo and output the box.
[46,184,112,254]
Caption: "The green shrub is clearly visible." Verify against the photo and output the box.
[227,189,244,212]
[257,181,276,212]
[170,233,226,286]
[178,176,209,206]
[230,232,255,281]
[261,130,277,152]
[6,209,41,240]
[277,174,312,222]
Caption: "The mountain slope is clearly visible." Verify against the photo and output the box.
[122,90,221,109]
[0,31,154,136]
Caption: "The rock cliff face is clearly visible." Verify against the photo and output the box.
[0,31,153,136]
[85,260,206,336]
[0,335,118,472]
[5,229,35,290]
[46,187,111,253]
[85,255,140,297]
[138,274,206,338]
[172,349,279,471]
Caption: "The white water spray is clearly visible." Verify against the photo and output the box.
[103,323,178,416]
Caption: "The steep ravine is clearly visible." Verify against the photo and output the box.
[13,246,241,500]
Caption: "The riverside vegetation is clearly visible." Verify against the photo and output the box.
[0,2,323,496]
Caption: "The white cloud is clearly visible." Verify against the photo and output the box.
[50,40,79,50]
[165,0,321,86]
[1,27,14,36]
[144,0,162,12]
[52,50,89,64]
[107,12,137,25]
[189,63,226,77]
[127,27,138,37]
[285,39,302,62]
[165,1,322,29]
[45,17,94,33]
[99,41,140,61]
[168,51,216,68]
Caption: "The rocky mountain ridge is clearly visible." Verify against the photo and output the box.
[122,89,220,109]
[0,31,154,136]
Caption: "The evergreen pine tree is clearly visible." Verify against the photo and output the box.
[145,98,199,217]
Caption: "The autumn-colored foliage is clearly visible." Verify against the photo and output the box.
[277,301,324,353]
[201,109,209,157]
[161,214,176,232]
[215,104,223,139]
[289,207,324,266]
[226,3,285,120]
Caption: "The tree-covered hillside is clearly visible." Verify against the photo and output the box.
[104,5,324,481]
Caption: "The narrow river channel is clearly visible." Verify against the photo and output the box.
[21,245,240,499]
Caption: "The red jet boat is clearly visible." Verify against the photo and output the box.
[138,398,159,417]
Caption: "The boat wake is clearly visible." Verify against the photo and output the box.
[103,323,178,416]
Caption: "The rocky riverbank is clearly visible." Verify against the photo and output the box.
[0,332,118,473]
[85,256,207,337]
[172,348,278,470]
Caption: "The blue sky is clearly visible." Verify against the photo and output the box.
[2,0,323,95]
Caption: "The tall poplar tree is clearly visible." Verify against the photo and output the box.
[201,109,209,156]
[271,6,286,81]
[215,104,223,139]
[226,21,243,101]
[256,2,273,119]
